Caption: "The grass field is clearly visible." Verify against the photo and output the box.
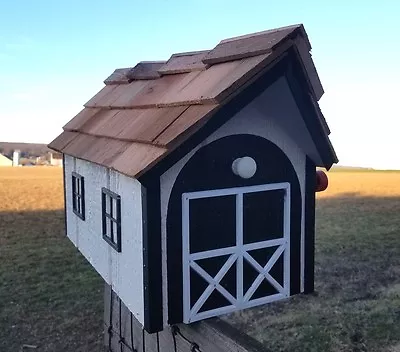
[0,168,399,351]
[0,168,103,352]
[226,172,400,352]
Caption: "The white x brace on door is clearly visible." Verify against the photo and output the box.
[182,182,291,323]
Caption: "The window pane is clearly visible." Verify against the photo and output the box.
[112,222,118,244]
[106,195,112,215]
[109,218,114,242]
[243,189,284,244]
[80,196,84,214]
[102,211,107,235]
[113,198,118,219]
[189,195,236,253]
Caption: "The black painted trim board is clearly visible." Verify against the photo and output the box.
[141,181,163,333]
[285,51,338,168]
[304,156,316,293]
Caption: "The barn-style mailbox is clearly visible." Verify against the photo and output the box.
[49,24,337,333]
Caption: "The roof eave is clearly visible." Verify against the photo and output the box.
[284,50,338,170]
[139,48,337,183]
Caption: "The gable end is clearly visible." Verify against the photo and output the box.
[139,47,336,184]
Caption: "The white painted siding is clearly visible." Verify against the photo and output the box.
[0,154,12,166]
[160,77,308,326]
[64,155,145,324]
[254,76,321,165]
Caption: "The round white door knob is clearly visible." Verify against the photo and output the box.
[232,157,257,179]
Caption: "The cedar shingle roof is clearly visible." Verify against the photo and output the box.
[49,24,330,177]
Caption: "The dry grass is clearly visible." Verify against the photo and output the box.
[318,171,400,198]
[0,167,64,212]
[226,171,400,352]
[0,167,103,352]
[1,168,399,351]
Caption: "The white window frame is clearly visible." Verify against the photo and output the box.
[182,182,291,323]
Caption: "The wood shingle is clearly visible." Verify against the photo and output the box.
[49,24,336,178]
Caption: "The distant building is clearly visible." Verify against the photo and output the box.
[49,152,63,166]
[13,150,20,166]
[0,154,12,166]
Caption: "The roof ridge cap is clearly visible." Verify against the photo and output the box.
[220,24,303,44]
[171,50,210,57]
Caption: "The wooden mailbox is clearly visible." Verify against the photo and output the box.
[49,24,337,334]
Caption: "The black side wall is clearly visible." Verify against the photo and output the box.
[141,181,163,333]
[304,156,316,293]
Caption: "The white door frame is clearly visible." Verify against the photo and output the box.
[182,182,291,323]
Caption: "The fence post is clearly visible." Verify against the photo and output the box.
[104,284,269,352]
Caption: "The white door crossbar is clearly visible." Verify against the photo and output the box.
[182,182,291,323]
[189,254,237,317]
[242,245,285,301]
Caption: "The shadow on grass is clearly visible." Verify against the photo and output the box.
[1,194,400,352]
[225,193,400,352]
[0,210,103,352]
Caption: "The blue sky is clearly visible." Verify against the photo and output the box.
[1,0,399,169]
